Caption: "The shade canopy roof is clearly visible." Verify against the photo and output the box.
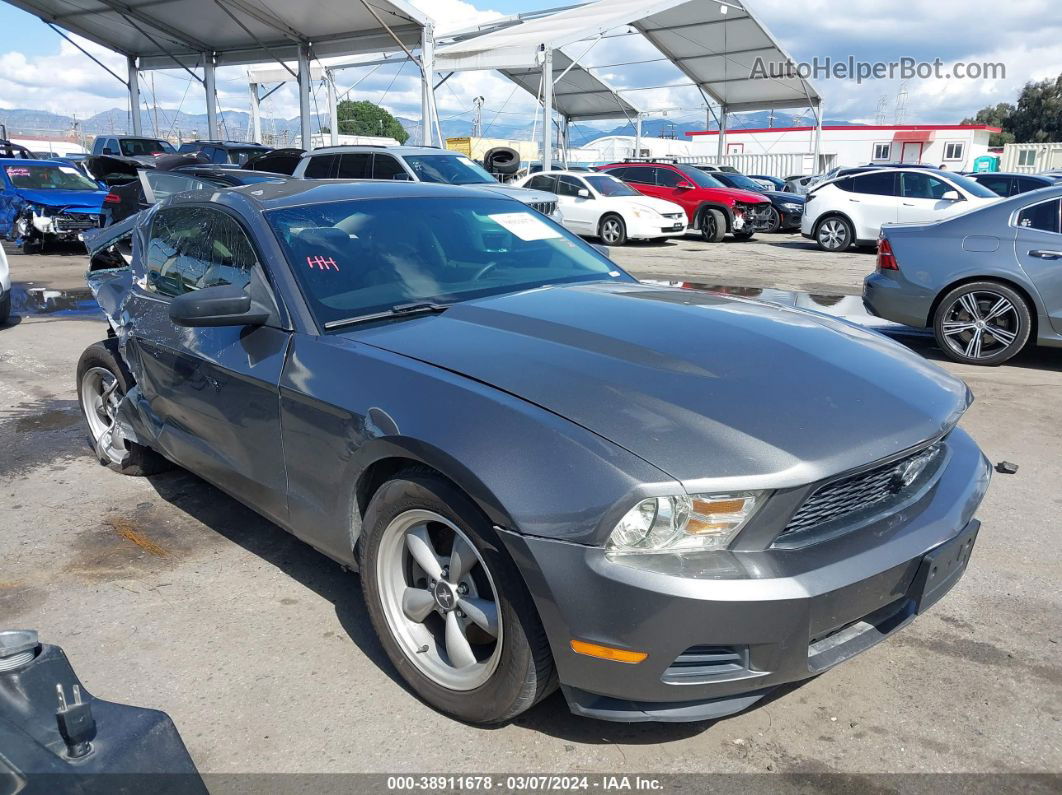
[4,0,430,70]
[498,52,640,122]
[434,0,820,114]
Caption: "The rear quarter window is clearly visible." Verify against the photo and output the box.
[303,154,337,179]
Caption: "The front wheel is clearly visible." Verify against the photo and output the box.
[361,472,556,724]
[598,214,627,246]
[699,208,726,243]
[764,206,782,233]
[933,282,1032,366]
[76,339,171,475]
[815,216,854,252]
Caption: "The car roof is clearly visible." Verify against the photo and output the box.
[0,157,79,167]
[304,145,453,157]
[181,141,269,148]
[530,170,605,178]
[197,178,523,211]
[971,172,1053,179]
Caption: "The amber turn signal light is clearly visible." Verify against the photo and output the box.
[570,640,648,664]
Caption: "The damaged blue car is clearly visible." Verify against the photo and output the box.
[0,159,107,252]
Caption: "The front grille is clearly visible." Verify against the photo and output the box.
[53,213,100,233]
[779,442,944,542]
[662,646,747,684]
[529,200,557,216]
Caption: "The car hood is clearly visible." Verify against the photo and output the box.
[477,184,556,204]
[723,188,772,204]
[349,282,970,488]
[763,190,805,205]
[607,196,684,215]
[13,188,107,211]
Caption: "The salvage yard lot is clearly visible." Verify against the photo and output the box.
[1,235,1059,776]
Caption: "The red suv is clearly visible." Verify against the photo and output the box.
[598,161,773,242]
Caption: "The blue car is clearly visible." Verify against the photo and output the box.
[0,159,108,252]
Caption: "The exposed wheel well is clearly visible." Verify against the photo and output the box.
[695,203,733,232]
[598,211,623,230]
[927,276,1039,338]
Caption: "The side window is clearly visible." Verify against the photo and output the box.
[851,171,898,196]
[145,207,258,298]
[372,155,407,180]
[303,154,337,179]
[337,153,371,179]
[624,167,653,185]
[210,147,227,164]
[1017,199,1061,234]
[142,171,212,204]
[525,175,557,192]
[603,167,628,181]
[655,168,682,188]
[92,138,103,154]
[901,172,951,199]
[1017,177,1046,194]
[976,176,1012,197]
[555,176,586,197]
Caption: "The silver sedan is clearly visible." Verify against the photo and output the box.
[864,184,1062,365]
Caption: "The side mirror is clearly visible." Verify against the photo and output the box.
[676,181,694,190]
[941,190,962,201]
[102,148,115,155]
[169,284,269,328]
[577,188,590,198]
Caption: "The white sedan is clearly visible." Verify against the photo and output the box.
[0,243,10,324]
[516,170,687,245]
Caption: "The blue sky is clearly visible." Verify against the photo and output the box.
[0,0,1059,135]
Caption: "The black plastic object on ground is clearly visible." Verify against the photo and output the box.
[0,629,206,794]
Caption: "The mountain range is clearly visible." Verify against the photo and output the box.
[0,106,863,147]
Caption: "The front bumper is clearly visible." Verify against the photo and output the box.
[500,428,990,722]
[628,216,687,239]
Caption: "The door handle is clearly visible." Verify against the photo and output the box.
[902,202,915,206]
[1029,250,1062,260]
[849,198,860,203]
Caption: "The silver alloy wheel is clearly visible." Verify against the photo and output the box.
[941,290,1020,360]
[600,217,623,244]
[376,509,503,691]
[817,218,849,250]
[79,366,127,465]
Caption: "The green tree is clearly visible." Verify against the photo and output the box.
[1008,75,1062,143]
[324,100,409,143]
[961,103,1016,146]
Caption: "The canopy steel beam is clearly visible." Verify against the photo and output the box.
[297,43,313,150]
[127,55,142,135]
[87,0,210,52]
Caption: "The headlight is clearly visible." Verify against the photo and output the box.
[781,203,802,212]
[607,492,764,554]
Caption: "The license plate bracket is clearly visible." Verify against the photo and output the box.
[911,522,979,613]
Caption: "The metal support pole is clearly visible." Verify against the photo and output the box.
[716,104,728,162]
[327,70,339,146]
[562,115,569,168]
[203,52,217,140]
[634,114,642,158]
[127,56,142,136]
[813,102,824,174]
[297,44,312,150]
[248,83,261,143]
[541,48,553,172]
[420,24,435,147]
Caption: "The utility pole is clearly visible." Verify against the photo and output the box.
[894,81,908,125]
[472,96,484,137]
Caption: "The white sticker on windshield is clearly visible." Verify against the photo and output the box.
[58,166,81,176]
[488,211,561,241]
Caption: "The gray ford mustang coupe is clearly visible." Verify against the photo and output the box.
[79,180,991,724]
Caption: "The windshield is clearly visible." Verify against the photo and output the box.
[227,148,269,165]
[685,168,725,188]
[403,154,496,185]
[942,172,1000,199]
[718,173,766,192]
[119,138,176,156]
[5,164,100,191]
[585,174,641,197]
[267,196,631,328]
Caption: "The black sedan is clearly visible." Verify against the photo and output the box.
[695,168,805,232]
[965,171,1061,197]
[103,164,290,225]
[79,180,989,725]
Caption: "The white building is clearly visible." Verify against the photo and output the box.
[305,133,401,149]
[1000,142,1062,173]
[686,124,999,175]
[581,135,693,163]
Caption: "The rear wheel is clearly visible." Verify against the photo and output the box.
[699,208,726,243]
[0,292,10,325]
[599,214,627,246]
[933,281,1031,366]
[361,472,556,724]
[76,339,171,475]
[815,216,853,252]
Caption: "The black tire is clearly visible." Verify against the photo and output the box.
[76,339,171,475]
[699,208,726,243]
[360,472,557,724]
[764,206,782,233]
[932,281,1032,366]
[20,237,42,255]
[815,215,854,252]
[732,230,755,241]
[0,292,10,326]
[598,214,627,246]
